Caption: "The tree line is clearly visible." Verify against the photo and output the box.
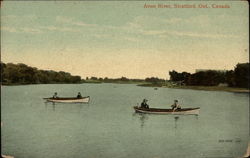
[85,76,164,83]
[1,62,248,88]
[1,62,81,84]
[169,63,249,88]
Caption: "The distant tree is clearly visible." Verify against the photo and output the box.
[186,70,226,86]
[120,77,129,81]
[169,70,190,82]
[234,63,249,88]
[104,77,110,82]
[225,70,235,87]
[3,63,21,83]
[71,76,81,83]
[0,62,82,84]
[90,77,98,80]
[0,62,6,82]
[145,77,164,84]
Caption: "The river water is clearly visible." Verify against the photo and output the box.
[1,83,249,158]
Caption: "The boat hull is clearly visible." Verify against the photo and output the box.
[134,106,200,115]
[44,96,90,103]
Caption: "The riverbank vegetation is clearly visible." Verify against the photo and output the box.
[1,62,249,93]
[139,63,249,92]
[84,77,147,84]
[168,63,249,88]
[1,62,81,85]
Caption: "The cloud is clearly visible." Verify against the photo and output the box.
[56,16,96,27]
[1,15,17,20]
[1,26,18,33]
[142,30,165,35]
[141,29,239,39]
[1,14,243,40]
[56,16,72,23]
[168,30,239,39]
[2,25,80,34]
[72,21,96,27]
[21,27,43,34]
[123,37,141,42]
[39,26,80,33]
[2,26,42,34]
[124,15,241,39]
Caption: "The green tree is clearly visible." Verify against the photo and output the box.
[234,63,249,88]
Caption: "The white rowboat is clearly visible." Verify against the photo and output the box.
[44,96,90,103]
[134,106,200,115]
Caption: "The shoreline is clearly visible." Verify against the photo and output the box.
[1,82,249,93]
[1,80,148,86]
[139,84,249,93]
[169,86,249,93]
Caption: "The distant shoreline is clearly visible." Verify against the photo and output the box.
[170,86,249,93]
[2,82,249,93]
[138,83,250,93]
[1,80,148,86]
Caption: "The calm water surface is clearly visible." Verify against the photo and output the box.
[1,83,249,158]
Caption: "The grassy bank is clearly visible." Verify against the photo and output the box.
[83,80,102,84]
[170,85,249,93]
[138,83,249,93]
[84,80,148,84]
[137,83,163,87]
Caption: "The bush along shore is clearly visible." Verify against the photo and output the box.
[1,62,82,85]
[137,82,249,93]
[138,63,249,93]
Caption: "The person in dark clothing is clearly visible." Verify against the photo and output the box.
[77,92,82,98]
[53,92,58,98]
[141,99,149,109]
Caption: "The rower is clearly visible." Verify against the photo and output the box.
[141,99,149,109]
[77,92,82,98]
[53,92,58,98]
[171,100,181,111]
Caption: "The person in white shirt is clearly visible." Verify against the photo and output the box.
[171,100,181,111]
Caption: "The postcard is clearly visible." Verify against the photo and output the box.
[1,1,249,158]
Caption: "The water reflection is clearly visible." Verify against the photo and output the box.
[44,102,55,111]
[139,113,148,128]
[133,112,148,128]
[44,102,88,112]
[52,104,55,111]
[174,116,179,129]
[133,112,189,129]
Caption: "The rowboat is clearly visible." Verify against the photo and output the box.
[43,96,90,103]
[133,106,200,115]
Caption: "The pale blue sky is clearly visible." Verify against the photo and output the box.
[1,1,249,79]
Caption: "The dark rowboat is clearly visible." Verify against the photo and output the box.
[43,96,90,103]
[133,106,200,115]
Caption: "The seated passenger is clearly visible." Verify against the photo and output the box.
[77,92,82,98]
[141,99,149,109]
[171,100,181,111]
[53,92,58,98]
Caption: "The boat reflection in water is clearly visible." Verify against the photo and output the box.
[139,113,148,128]
[44,101,89,112]
[174,116,179,129]
[133,108,199,130]
[44,102,56,111]
[133,106,200,115]
[43,96,90,103]
[132,112,148,128]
